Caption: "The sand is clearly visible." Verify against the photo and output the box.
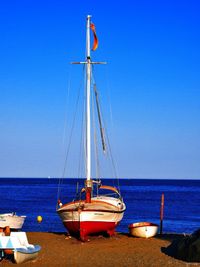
[1,232,200,266]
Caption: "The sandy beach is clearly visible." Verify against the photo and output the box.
[1,232,200,266]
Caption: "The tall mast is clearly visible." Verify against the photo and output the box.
[71,15,105,202]
[86,15,91,183]
[85,15,93,202]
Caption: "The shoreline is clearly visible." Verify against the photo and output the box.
[1,232,200,266]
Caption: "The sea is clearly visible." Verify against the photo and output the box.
[0,178,200,234]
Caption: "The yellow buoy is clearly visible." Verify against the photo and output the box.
[37,215,42,223]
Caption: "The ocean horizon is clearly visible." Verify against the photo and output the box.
[1,177,200,180]
[1,178,200,234]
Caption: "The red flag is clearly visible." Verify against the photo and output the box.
[90,23,98,51]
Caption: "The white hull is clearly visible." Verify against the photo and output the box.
[58,196,125,223]
[0,213,26,229]
[14,245,41,264]
[59,206,124,225]
[129,222,158,238]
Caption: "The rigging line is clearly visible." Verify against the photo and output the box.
[78,80,86,180]
[92,84,102,197]
[56,67,72,205]
[56,65,85,203]
[91,71,102,180]
[104,127,121,193]
[100,98,120,189]
[91,66,120,191]
[94,84,106,153]
[75,116,84,201]
[103,66,119,187]
[62,67,72,146]
[91,82,101,182]
[91,65,106,152]
[102,108,121,191]
[61,66,85,178]
[78,62,87,181]
[105,64,114,131]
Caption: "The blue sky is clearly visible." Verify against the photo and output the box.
[0,0,199,179]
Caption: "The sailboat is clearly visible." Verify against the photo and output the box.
[57,15,126,241]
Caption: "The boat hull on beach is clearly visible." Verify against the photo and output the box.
[0,232,41,264]
[14,245,41,264]
[0,213,26,230]
[57,196,125,240]
[129,222,158,238]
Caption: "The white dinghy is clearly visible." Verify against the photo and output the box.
[129,222,158,238]
[0,213,26,230]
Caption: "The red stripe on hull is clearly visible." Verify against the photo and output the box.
[63,221,118,241]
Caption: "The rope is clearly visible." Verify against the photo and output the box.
[91,65,121,193]
[92,83,101,182]
[56,65,85,205]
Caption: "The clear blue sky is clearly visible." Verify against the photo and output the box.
[0,0,199,179]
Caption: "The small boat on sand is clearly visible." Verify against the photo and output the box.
[0,231,41,264]
[0,213,26,230]
[128,222,158,238]
[14,245,41,264]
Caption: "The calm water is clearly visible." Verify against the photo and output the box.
[0,178,200,234]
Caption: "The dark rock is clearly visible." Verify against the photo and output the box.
[163,229,200,262]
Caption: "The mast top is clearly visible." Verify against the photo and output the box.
[71,15,106,65]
